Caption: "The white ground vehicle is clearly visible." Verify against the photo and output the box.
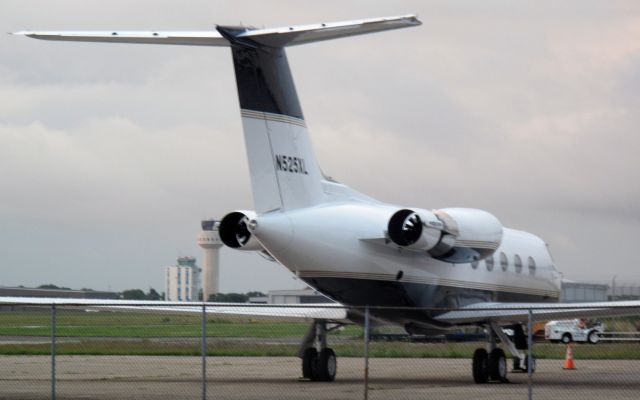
[545,319,604,344]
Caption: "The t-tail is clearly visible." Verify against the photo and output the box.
[14,15,421,213]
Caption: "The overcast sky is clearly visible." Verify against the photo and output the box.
[1,1,639,293]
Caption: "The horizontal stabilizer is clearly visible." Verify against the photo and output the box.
[12,15,420,47]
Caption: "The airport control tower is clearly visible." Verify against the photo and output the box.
[197,219,223,301]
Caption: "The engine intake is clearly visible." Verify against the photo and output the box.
[387,209,443,250]
[219,210,262,251]
[387,208,503,263]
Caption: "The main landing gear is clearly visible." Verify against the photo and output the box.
[299,320,340,381]
[472,322,535,384]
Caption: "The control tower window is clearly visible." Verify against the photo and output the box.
[201,219,217,231]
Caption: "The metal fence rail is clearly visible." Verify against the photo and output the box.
[1,303,639,400]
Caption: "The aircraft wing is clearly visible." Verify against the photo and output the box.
[434,300,640,325]
[0,297,349,322]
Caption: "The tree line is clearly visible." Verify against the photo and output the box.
[36,284,265,302]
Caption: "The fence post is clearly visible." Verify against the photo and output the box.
[363,306,370,400]
[51,304,56,400]
[527,308,533,400]
[202,304,207,400]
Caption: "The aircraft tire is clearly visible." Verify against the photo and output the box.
[316,348,337,382]
[488,348,508,382]
[302,348,318,380]
[472,348,489,384]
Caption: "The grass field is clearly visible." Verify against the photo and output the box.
[1,339,639,360]
[2,309,639,359]
[0,309,362,338]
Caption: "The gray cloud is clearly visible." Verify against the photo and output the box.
[1,1,639,292]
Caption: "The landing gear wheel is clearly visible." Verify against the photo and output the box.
[302,348,318,379]
[522,356,536,373]
[472,348,489,384]
[561,333,572,344]
[588,331,599,344]
[488,348,508,382]
[316,348,337,382]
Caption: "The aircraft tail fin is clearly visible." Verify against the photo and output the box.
[216,16,420,212]
[14,15,421,212]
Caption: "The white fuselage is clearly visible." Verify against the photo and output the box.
[251,200,562,327]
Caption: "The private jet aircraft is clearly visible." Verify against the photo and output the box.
[9,15,640,384]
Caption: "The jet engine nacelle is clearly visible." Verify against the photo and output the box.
[219,210,263,251]
[387,207,503,263]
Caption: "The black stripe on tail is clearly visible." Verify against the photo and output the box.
[217,26,303,119]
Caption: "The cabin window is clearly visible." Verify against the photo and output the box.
[528,256,536,275]
[485,255,494,271]
[514,254,523,273]
[471,260,479,269]
[500,252,508,271]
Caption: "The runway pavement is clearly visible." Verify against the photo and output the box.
[1,356,639,400]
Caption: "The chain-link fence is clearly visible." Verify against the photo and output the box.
[1,302,639,400]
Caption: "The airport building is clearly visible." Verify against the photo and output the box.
[560,281,609,303]
[165,256,200,302]
[558,280,640,302]
[249,288,335,304]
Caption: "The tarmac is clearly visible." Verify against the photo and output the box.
[1,355,639,400]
